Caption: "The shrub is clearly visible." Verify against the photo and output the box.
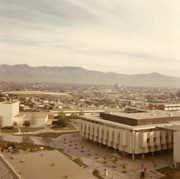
[93,169,100,176]
[23,120,31,127]
[73,157,83,166]
[93,169,104,179]
[2,126,14,129]
[70,113,79,119]
[13,121,17,127]
[58,148,64,153]
[57,119,68,127]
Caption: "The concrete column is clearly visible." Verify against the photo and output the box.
[175,162,177,168]
[142,153,145,159]
[132,154,135,160]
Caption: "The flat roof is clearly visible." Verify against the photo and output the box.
[0,101,19,104]
[99,111,180,126]
[6,150,95,179]
[109,111,180,120]
[81,115,180,131]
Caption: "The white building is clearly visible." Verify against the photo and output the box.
[174,132,180,167]
[0,101,23,127]
[79,111,180,160]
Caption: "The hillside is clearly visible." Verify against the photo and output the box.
[0,64,180,88]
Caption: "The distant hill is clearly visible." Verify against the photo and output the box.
[0,64,180,88]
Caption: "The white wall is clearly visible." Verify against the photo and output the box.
[0,101,20,127]
[79,120,173,155]
[174,132,180,164]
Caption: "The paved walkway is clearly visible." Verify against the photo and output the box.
[1,132,169,179]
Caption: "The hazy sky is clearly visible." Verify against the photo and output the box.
[0,0,180,76]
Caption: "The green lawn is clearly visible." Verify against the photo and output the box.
[1,127,43,133]
[28,131,79,138]
[52,123,76,131]
[29,132,63,138]
[1,128,18,133]
[20,127,43,132]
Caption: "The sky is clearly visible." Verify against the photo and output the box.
[0,0,180,77]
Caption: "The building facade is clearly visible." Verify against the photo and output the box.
[79,111,180,159]
[0,101,23,127]
[149,103,180,111]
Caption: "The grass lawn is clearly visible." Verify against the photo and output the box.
[20,127,43,132]
[28,132,63,138]
[1,128,18,133]
[28,131,78,138]
[1,127,43,133]
[52,123,76,131]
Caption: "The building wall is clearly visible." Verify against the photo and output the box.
[149,103,180,111]
[100,112,180,126]
[0,102,20,127]
[100,113,138,126]
[174,132,180,166]
[79,119,173,155]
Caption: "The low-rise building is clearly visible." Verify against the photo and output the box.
[149,103,180,111]
[79,111,180,160]
[0,101,23,127]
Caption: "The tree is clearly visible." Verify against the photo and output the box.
[13,121,17,127]
[70,113,79,119]
[55,112,69,128]
[23,120,31,127]
[56,118,68,128]
[57,112,67,120]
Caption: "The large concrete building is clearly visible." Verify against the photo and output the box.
[0,101,23,127]
[79,111,180,159]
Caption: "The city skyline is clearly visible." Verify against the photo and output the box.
[1,0,180,77]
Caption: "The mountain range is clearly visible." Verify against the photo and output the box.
[0,64,180,88]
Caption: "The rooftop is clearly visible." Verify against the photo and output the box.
[6,150,95,179]
[0,101,19,105]
[108,111,180,120]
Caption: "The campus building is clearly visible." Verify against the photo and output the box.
[79,111,180,160]
[149,103,180,111]
[0,101,23,127]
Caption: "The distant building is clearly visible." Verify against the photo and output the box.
[114,84,121,89]
[0,101,23,127]
[79,111,180,160]
[149,103,180,111]
[174,132,180,167]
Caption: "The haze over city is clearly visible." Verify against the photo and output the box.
[1,0,180,77]
[1,1,180,178]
